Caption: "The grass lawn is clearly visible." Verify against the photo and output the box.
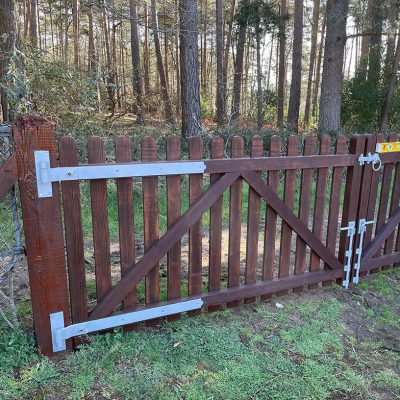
[1,268,400,400]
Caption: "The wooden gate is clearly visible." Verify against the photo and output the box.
[6,113,400,356]
[358,134,400,274]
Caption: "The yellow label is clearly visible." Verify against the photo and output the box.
[376,142,400,153]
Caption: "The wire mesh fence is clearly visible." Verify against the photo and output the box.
[0,126,24,328]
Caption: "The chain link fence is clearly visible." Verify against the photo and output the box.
[0,126,24,328]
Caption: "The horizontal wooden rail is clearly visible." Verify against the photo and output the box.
[103,268,344,322]
[47,154,356,180]
[380,152,400,164]
[0,153,18,201]
[361,206,400,265]
[361,252,400,271]
[205,154,355,173]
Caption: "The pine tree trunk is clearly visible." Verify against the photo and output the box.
[73,0,80,68]
[48,0,56,59]
[0,0,18,121]
[64,0,69,64]
[180,0,201,136]
[215,0,224,126]
[256,29,263,129]
[130,0,144,123]
[318,0,349,132]
[287,0,304,131]
[174,0,180,116]
[151,0,175,124]
[222,0,235,117]
[29,0,38,46]
[231,20,247,124]
[360,0,373,70]
[366,0,384,88]
[384,0,400,83]
[87,2,100,108]
[380,28,400,133]
[266,33,274,91]
[24,0,30,38]
[303,0,320,126]
[101,0,116,113]
[277,0,287,127]
[312,12,326,119]
[88,3,96,73]
[143,3,150,95]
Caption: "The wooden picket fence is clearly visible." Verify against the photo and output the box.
[1,113,400,356]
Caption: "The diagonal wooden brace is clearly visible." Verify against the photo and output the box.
[90,172,240,320]
[241,171,343,271]
[360,206,400,269]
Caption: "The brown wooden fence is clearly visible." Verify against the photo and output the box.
[3,113,400,356]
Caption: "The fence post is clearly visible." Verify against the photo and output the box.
[12,113,71,355]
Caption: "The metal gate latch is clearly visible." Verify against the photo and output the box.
[353,219,374,284]
[340,221,356,289]
[358,152,382,171]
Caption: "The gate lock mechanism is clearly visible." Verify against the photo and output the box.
[358,153,382,171]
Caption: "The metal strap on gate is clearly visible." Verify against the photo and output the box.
[34,150,206,198]
[353,219,374,284]
[341,218,375,288]
[340,221,356,289]
[50,298,203,352]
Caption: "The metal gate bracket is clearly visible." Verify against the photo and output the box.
[340,221,356,289]
[35,150,206,198]
[353,219,374,284]
[50,298,203,352]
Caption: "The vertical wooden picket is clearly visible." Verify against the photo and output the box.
[116,136,136,313]
[278,136,297,296]
[166,137,182,320]
[384,134,400,256]
[188,137,203,315]
[59,136,87,345]
[375,134,397,267]
[294,135,315,292]
[245,136,263,304]
[228,136,243,308]
[364,134,384,273]
[208,137,224,312]
[324,135,347,285]
[338,135,366,284]
[261,135,281,301]
[88,137,112,302]
[309,135,330,289]
[141,137,160,325]
[13,113,71,355]
[354,135,377,280]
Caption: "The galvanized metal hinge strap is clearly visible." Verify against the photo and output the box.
[50,298,203,352]
[353,219,374,284]
[35,150,206,198]
[340,221,356,289]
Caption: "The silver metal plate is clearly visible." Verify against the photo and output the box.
[353,219,374,284]
[50,298,203,352]
[35,150,53,198]
[340,221,356,289]
[35,151,206,198]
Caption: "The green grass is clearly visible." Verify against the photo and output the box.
[1,270,400,399]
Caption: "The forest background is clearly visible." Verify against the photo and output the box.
[0,0,399,140]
